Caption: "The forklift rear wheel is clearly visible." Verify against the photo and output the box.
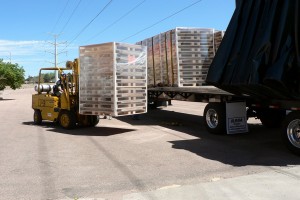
[59,110,76,129]
[33,109,42,125]
[282,111,300,155]
[203,103,226,134]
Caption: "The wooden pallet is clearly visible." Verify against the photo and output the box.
[135,27,224,87]
[180,71,208,76]
[176,27,214,34]
[178,59,212,65]
[177,42,214,46]
[178,53,215,59]
[179,65,210,70]
[180,82,207,87]
[79,42,147,117]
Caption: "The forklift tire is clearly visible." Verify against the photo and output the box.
[33,109,42,125]
[203,103,226,134]
[59,110,76,129]
[88,115,100,127]
[282,111,300,155]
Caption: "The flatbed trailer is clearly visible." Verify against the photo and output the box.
[148,86,239,103]
[148,86,300,155]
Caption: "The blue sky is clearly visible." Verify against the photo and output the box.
[0,0,235,77]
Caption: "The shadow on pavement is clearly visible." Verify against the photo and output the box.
[169,136,300,167]
[118,108,300,166]
[0,98,15,101]
[22,121,136,137]
[117,108,202,128]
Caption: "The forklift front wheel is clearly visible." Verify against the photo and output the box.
[59,110,76,129]
[203,103,226,134]
[88,115,100,127]
[282,111,300,155]
[33,109,42,125]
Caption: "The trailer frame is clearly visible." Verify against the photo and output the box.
[148,86,300,155]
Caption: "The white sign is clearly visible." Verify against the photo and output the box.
[226,102,248,134]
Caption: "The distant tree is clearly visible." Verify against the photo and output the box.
[43,73,50,83]
[0,59,25,90]
[0,75,6,90]
[50,72,55,82]
[25,75,34,83]
[25,72,55,84]
[43,72,55,83]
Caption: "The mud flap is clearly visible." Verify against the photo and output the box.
[226,102,248,134]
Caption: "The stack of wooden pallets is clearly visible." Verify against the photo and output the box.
[137,27,225,87]
[79,42,147,117]
[214,30,225,52]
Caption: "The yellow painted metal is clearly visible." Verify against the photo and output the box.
[32,59,85,126]
[32,94,59,121]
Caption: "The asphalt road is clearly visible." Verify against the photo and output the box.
[0,87,299,200]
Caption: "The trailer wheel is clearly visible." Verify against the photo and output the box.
[258,109,285,128]
[33,109,42,125]
[59,110,76,129]
[203,103,226,134]
[282,111,300,155]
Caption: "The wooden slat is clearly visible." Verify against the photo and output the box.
[79,42,147,117]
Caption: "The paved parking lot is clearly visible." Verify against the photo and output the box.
[0,87,299,200]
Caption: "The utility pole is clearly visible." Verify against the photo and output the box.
[46,33,67,82]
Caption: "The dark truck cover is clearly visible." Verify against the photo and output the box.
[206,0,300,100]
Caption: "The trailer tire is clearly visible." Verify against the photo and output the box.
[282,111,300,155]
[203,103,226,134]
[148,101,158,109]
[258,109,285,128]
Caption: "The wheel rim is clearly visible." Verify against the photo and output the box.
[287,119,300,148]
[206,108,219,129]
[60,114,70,127]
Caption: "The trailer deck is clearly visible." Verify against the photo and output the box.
[148,86,238,103]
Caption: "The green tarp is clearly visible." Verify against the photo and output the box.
[206,0,300,100]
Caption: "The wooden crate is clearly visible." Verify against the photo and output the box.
[79,42,147,117]
[136,27,224,87]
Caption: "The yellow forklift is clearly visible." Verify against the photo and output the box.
[32,59,99,129]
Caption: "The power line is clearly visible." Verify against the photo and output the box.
[51,0,71,34]
[69,0,113,45]
[59,0,83,35]
[61,0,113,52]
[120,0,203,42]
[43,0,71,44]
[86,0,146,42]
